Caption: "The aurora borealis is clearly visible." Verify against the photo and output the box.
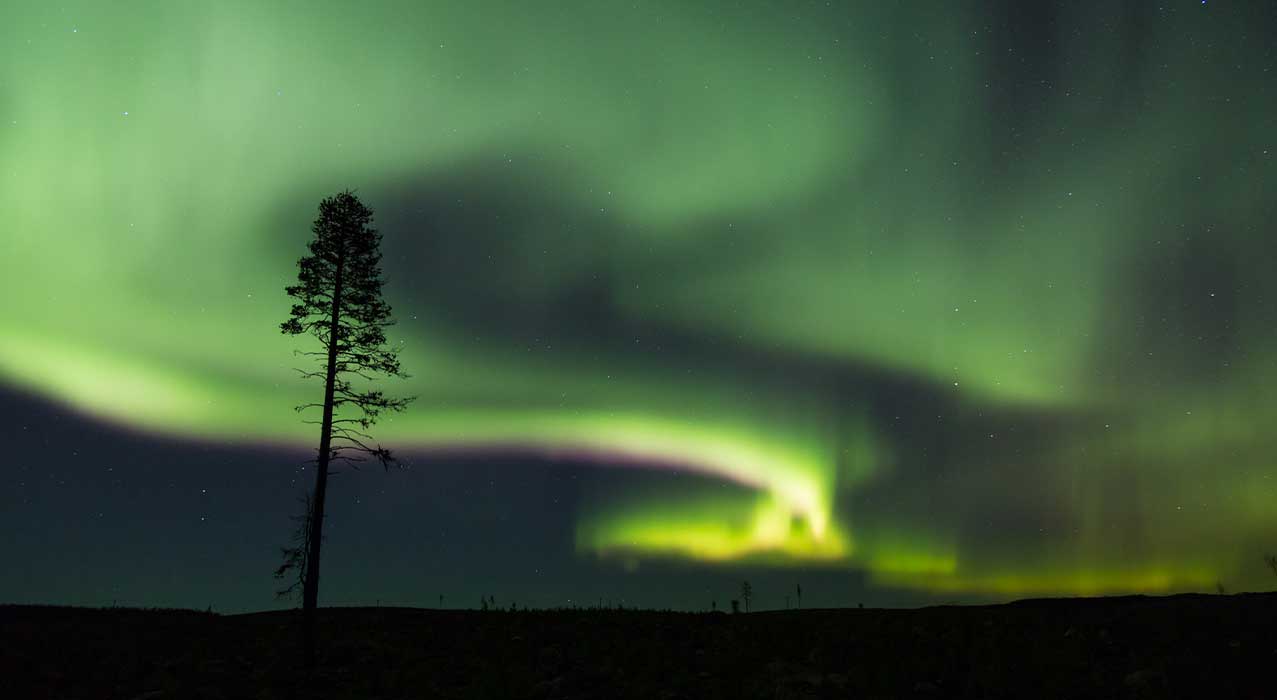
[3,0,1276,610]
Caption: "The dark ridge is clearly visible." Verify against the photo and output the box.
[4,593,1273,699]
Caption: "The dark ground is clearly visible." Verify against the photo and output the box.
[2,593,1273,699]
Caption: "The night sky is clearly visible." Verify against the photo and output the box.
[4,1,1276,612]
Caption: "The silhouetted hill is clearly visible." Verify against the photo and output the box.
[3,593,1273,698]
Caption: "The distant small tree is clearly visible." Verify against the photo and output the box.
[796,583,802,609]
[1215,581,1228,595]
[274,492,313,600]
[278,190,413,668]
[1265,553,1277,579]
[740,580,753,613]
[730,599,740,614]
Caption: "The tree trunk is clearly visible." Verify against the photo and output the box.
[302,252,344,669]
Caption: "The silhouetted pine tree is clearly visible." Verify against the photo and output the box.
[278,190,412,668]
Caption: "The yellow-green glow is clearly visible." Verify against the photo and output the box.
[872,567,1217,597]
[579,493,850,563]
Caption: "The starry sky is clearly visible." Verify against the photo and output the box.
[3,0,1276,612]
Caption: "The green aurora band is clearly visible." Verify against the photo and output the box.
[3,0,1275,597]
